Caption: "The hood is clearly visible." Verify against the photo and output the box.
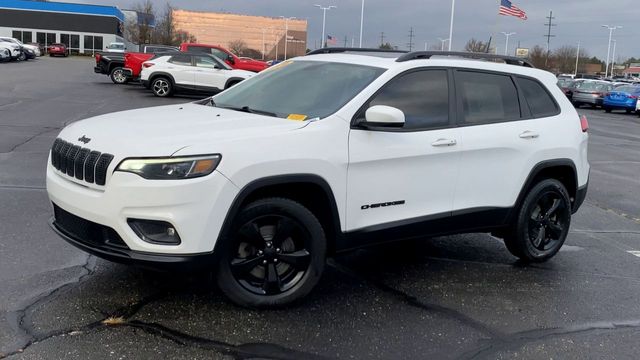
[58,103,307,157]
[22,44,38,51]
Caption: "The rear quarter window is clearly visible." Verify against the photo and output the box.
[516,77,559,118]
[456,70,521,125]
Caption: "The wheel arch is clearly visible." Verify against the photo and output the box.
[224,77,245,89]
[148,71,176,86]
[216,174,342,255]
[510,159,578,222]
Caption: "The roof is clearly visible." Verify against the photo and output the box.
[0,0,124,22]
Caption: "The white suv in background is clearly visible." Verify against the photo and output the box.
[140,52,254,97]
[47,49,589,308]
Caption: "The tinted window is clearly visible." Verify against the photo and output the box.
[12,30,20,41]
[23,32,32,43]
[457,71,520,124]
[517,77,558,118]
[169,54,192,66]
[367,70,449,130]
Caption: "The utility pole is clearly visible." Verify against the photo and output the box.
[343,36,348,47]
[611,39,617,77]
[407,27,415,51]
[380,32,385,47]
[543,10,556,67]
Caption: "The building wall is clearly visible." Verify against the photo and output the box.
[172,9,308,60]
[0,9,122,35]
[0,27,121,54]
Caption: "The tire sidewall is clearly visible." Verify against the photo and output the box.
[110,67,128,84]
[515,179,571,262]
[216,198,327,308]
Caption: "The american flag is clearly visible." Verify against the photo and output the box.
[327,35,337,45]
[499,0,528,20]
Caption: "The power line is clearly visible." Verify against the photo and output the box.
[407,27,415,51]
[543,10,556,66]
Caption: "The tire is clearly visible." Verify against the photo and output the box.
[503,179,572,263]
[151,77,173,97]
[573,102,581,108]
[216,198,327,308]
[625,109,632,114]
[604,107,612,113]
[109,67,128,84]
[17,52,26,61]
[225,80,241,90]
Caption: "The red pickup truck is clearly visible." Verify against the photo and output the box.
[123,45,179,82]
[179,43,268,72]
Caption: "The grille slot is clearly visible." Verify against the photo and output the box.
[50,138,114,186]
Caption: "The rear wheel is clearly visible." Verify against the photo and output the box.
[604,107,612,113]
[151,77,173,97]
[17,52,26,61]
[109,67,128,84]
[216,198,326,308]
[503,179,571,263]
[625,109,632,114]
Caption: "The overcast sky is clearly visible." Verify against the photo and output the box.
[61,0,637,61]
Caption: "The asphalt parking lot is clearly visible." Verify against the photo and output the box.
[1,57,640,359]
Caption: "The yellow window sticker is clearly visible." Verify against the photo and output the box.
[287,114,308,121]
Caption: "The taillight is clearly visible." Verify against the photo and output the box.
[629,95,638,99]
[142,62,154,68]
[95,53,101,63]
[580,115,589,133]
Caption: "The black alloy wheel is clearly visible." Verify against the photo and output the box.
[217,198,326,308]
[504,179,571,262]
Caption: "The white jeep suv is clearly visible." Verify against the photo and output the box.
[141,52,254,97]
[47,49,589,308]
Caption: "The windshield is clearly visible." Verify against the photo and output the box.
[614,85,639,93]
[576,82,609,91]
[108,43,125,49]
[557,79,573,87]
[213,60,386,119]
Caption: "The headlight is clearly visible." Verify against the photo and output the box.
[116,154,221,180]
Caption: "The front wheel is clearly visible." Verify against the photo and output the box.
[604,107,612,113]
[109,67,128,84]
[17,52,26,61]
[503,179,572,263]
[216,198,327,308]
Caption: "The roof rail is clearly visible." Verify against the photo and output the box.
[306,47,408,56]
[396,51,534,68]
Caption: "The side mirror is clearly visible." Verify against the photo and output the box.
[361,105,405,128]
[227,55,235,64]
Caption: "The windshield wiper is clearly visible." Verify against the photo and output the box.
[219,105,277,117]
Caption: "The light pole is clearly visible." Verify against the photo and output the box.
[574,41,580,76]
[261,28,267,60]
[602,25,622,78]
[359,0,365,48]
[438,38,448,51]
[501,32,516,56]
[424,41,428,51]
[447,0,455,51]
[314,4,336,48]
[280,16,296,60]
[610,39,617,77]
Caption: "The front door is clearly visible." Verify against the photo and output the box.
[193,55,229,92]
[346,69,461,232]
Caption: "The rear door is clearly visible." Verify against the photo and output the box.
[166,54,196,89]
[193,55,229,92]
[453,70,562,215]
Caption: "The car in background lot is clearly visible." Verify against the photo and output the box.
[140,52,254,97]
[603,85,640,113]
[0,37,39,57]
[557,78,575,100]
[105,42,126,53]
[179,43,269,72]
[48,43,68,57]
[123,44,179,82]
[0,42,20,61]
[0,46,10,62]
[572,80,616,108]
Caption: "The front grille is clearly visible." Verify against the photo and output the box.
[50,138,114,186]
[53,203,128,249]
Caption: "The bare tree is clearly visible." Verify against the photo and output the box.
[464,38,489,53]
[126,0,155,46]
[228,40,248,55]
[528,45,548,69]
[553,45,579,73]
[379,42,393,50]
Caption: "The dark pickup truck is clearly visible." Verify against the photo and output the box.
[94,52,127,84]
[94,45,178,84]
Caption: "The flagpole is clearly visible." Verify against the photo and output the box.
[447,0,455,51]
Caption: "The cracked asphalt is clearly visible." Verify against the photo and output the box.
[1,57,640,359]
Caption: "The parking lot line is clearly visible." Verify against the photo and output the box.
[627,251,640,258]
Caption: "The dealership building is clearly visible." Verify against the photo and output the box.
[0,0,125,54]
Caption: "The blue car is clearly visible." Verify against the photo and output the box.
[603,85,640,113]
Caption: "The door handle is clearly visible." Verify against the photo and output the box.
[431,138,457,147]
[519,131,540,139]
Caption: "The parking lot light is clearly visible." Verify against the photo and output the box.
[601,25,622,78]
[314,4,337,48]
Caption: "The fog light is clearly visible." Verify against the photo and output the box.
[127,219,181,245]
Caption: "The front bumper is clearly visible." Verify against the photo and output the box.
[47,160,240,256]
[572,181,588,214]
[142,79,150,89]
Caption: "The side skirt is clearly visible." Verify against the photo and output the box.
[335,207,511,252]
